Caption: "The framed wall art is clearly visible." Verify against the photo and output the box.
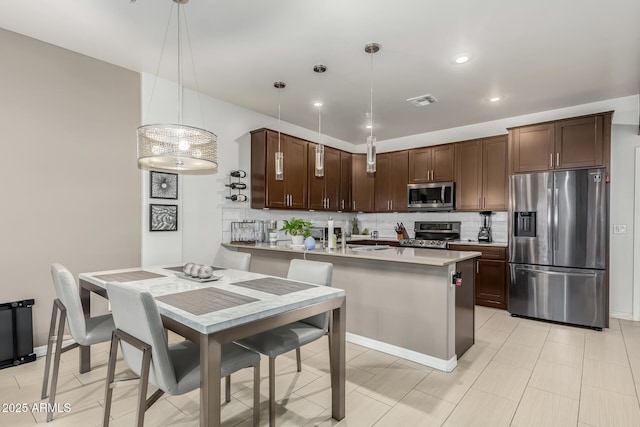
[150,204,178,232]
[150,171,178,199]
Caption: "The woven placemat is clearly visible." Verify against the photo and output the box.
[94,270,166,282]
[156,287,258,315]
[232,277,315,296]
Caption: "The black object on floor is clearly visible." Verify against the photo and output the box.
[0,299,36,369]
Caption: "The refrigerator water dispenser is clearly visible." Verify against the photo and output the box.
[514,212,536,237]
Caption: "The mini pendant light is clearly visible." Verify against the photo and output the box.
[313,64,327,177]
[274,81,286,181]
[365,43,380,174]
[137,0,217,173]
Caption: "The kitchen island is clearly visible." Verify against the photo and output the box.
[222,242,481,372]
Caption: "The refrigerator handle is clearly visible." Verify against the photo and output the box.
[516,266,597,278]
[554,186,559,255]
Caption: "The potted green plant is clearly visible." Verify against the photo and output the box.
[280,217,312,246]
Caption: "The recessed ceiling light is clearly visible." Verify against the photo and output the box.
[488,96,502,102]
[452,53,471,64]
[365,124,373,129]
[313,101,323,107]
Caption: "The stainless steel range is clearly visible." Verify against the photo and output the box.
[399,221,461,249]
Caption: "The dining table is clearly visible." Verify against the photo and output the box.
[77,265,346,426]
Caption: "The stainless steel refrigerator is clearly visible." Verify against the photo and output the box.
[509,168,608,329]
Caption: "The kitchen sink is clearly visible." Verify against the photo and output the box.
[349,245,391,251]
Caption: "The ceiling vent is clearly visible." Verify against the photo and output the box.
[407,94,439,107]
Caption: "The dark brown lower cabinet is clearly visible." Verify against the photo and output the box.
[449,244,508,309]
[476,259,507,309]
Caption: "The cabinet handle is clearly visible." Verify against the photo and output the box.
[353,200,356,211]
[341,200,345,210]
[477,262,479,274]
[289,195,293,206]
[550,153,553,168]
[556,152,560,167]
[326,198,330,209]
[387,200,390,210]
[479,197,482,208]
[483,197,486,209]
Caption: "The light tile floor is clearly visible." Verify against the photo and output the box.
[2,306,640,426]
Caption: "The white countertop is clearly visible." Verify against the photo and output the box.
[223,242,481,267]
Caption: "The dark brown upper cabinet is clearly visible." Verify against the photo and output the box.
[339,152,352,212]
[251,129,308,209]
[509,112,612,173]
[375,151,408,212]
[408,144,455,183]
[555,115,605,169]
[308,145,340,210]
[456,135,508,211]
[482,135,509,211]
[352,154,375,212]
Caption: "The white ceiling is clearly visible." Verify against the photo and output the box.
[1,0,639,144]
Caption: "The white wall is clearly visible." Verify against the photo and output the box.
[610,124,640,318]
[140,73,355,266]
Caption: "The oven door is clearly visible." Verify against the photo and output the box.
[407,182,455,211]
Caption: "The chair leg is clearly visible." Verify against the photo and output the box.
[135,346,153,427]
[252,361,260,427]
[296,348,302,372]
[327,333,332,371]
[41,302,59,399]
[102,331,120,427]
[225,375,231,403]
[46,307,67,422]
[269,356,276,427]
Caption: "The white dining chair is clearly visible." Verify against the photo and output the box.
[213,247,252,271]
[103,282,261,427]
[42,263,116,422]
[237,259,333,426]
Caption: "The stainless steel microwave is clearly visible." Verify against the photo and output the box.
[407,182,455,211]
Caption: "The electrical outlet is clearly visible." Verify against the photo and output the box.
[613,224,627,234]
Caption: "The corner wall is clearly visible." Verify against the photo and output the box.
[0,29,141,347]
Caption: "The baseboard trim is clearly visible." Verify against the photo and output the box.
[346,333,457,372]
[33,339,76,358]
[610,311,634,321]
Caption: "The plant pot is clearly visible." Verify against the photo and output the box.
[291,235,304,246]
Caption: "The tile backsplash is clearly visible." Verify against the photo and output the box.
[222,208,354,243]
[356,211,508,242]
[222,208,508,243]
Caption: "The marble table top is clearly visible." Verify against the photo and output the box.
[79,266,345,335]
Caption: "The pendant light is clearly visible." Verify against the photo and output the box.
[137,0,217,173]
[274,81,286,181]
[365,43,380,174]
[313,64,327,177]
